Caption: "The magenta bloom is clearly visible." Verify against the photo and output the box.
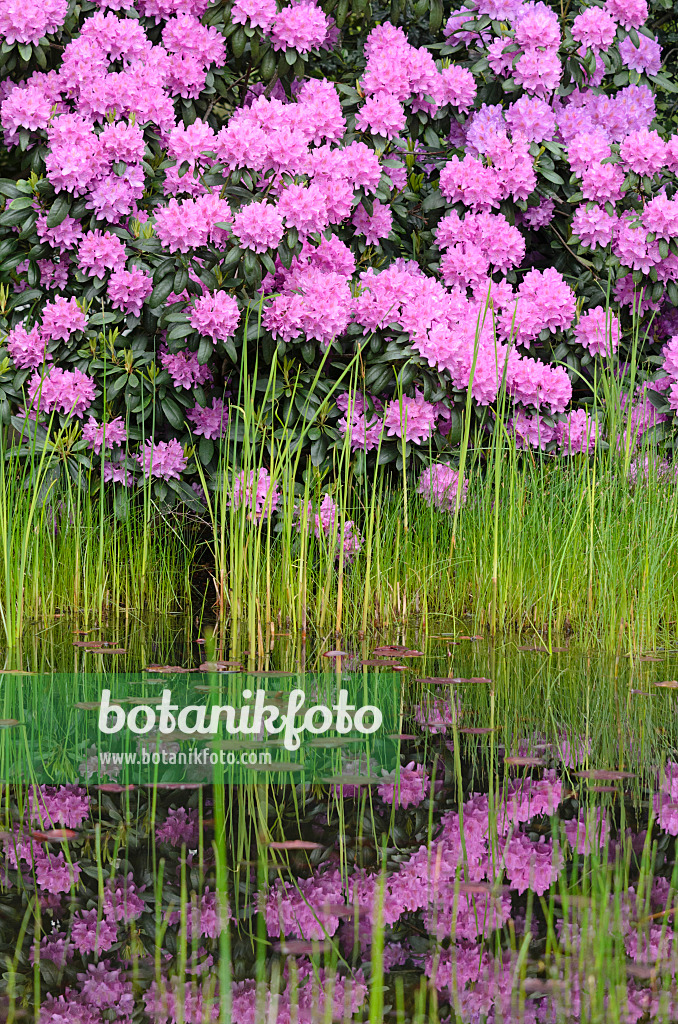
[0,0,68,45]
[29,784,90,828]
[6,324,50,369]
[377,762,430,808]
[156,806,200,846]
[136,439,187,481]
[230,467,280,520]
[231,0,278,30]
[277,183,330,237]
[189,291,241,342]
[571,7,616,50]
[574,306,621,357]
[40,297,88,342]
[605,0,648,29]
[82,416,127,454]
[232,201,284,253]
[619,32,661,74]
[71,907,118,956]
[336,392,384,452]
[108,266,153,317]
[186,398,229,439]
[352,200,392,246]
[383,391,439,445]
[355,93,406,138]
[555,409,599,454]
[417,465,468,511]
[27,366,96,418]
[295,493,364,561]
[160,346,212,389]
[77,230,127,278]
[269,1,330,53]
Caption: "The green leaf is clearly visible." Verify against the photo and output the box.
[45,194,71,229]
[166,321,194,341]
[221,246,242,274]
[539,168,564,185]
[421,191,446,212]
[199,436,214,465]
[197,337,212,364]
[649,73,678,94]
[162,396,185,430]
[149,277,175,308]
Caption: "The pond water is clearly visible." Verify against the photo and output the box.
[3,619,678,1023]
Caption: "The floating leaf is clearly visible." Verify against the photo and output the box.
[94,784,135,793]
[372,645,423,657]
[418,676,491,685]
[0,719,19,728]
[199,661,243,671]
[30,828,77,841]
[654,680,678,689]
[323,650,349,658]
[145,665,192,673]
[268,840,324,850]
[459,727,495,735]
[358,659,406,668]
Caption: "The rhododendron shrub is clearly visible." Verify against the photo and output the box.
[0,0,677,511]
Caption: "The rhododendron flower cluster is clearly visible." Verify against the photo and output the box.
[417,465,468,511]
[294,493,364,561]
[136,439,187,481]
[0,0,677,507]
[230,467,280,520]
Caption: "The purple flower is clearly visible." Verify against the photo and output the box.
[82,416,127,454]
[186,398,229,440]
[136,439,187,481]
[377,762,430,808]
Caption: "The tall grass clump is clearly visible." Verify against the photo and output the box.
[0,418,196,645]
[195,316,678,653]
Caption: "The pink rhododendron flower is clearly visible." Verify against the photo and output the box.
[189,292,241,342]
[232,201,284,253]
[269,1,330,53]
[230,467,280,520]
[510,410,556,450]
[295,493,363,561]
[574,306,621,357]
[352,200,392,245]
[40,297,88,342]
[355,93,406,138]
[82,416,127,454]
[186,398,229,439]
[28,366,95,417]
[231,0,278,31]
[555,408,599,453]
[378,763,430,808]
[417,464,467,511]
[6,324,50,368]
[383,391,439,445]
[160,346,212,389]
[136,439,187,481]
[619,33,661,74]
[0,0,68,45]
[108,266,153,317]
